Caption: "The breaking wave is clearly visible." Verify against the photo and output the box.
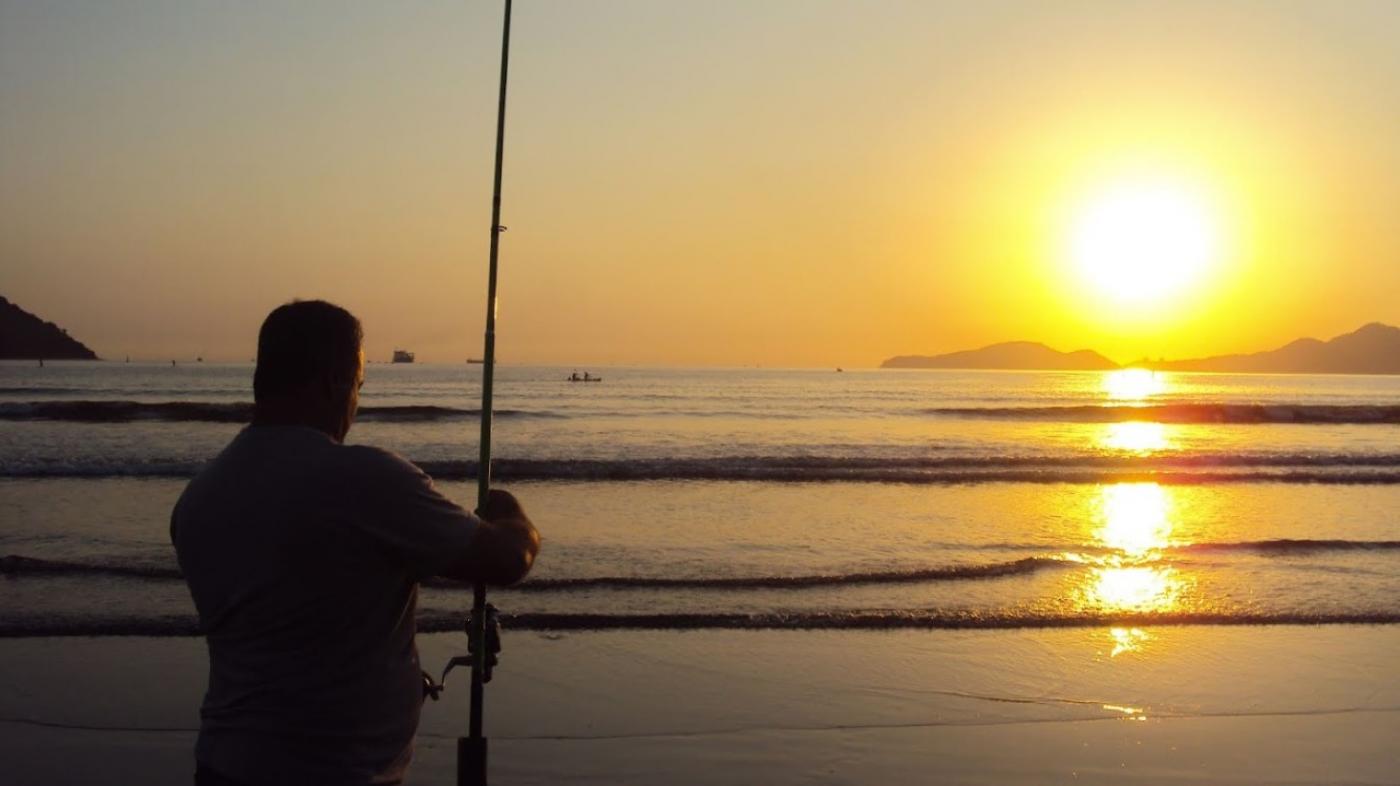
[478,558,1067,590]
[0,555,181,580]
[7,453,1400,483]
[10,400,1400,426]
[0,554,1069,587]
[925,403,1400,424]
[5,540,1395,588]
[1173,539,1400,554]
[4,610,1399,638]
[0,401,560,423]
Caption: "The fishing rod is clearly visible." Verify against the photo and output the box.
[463,1,512,784]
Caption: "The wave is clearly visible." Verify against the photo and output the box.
[470,457,1400,486]
[459,610,1400,633]
[11,400,1400,426]
[925,403,1400,424]
[5,610,1399,638]
[0,387,88,395]
[0,387,242,397]
[7,541,1396,589]
[8,454,1400,482]
[0,401,560,423]
[0,554,1069,587]
[1173,539,1400,554]
[444,558,1071,590]
[0,555,182,580]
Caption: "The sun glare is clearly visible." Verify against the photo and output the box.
[1069,178,1220,305]
[1096,483,1173,558]
[1102,421,1170,452]
[1103,368,1165,401]
[1073,483,1187,616]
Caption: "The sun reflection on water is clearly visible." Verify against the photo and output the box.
[1076,482,1187,619]
[1090,566,1181,611]
[1098,371,1174,453]
[1101,421,1171,452]
[1103,368,1166,401]
[1096,483,1173,557]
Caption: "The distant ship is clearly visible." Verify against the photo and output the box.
[568,371,602,383]
[467,358,484,364]
[392,349,415,364]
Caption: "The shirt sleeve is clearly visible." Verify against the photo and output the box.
[343,445,481,579]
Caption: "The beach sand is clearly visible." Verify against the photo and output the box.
[2,626,1396,785]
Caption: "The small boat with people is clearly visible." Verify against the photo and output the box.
[568,371,602,382]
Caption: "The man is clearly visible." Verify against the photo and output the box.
[172,300,540,786]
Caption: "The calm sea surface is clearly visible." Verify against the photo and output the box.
[2,361,1398,638]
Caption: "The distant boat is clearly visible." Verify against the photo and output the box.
[392,349,416,364]
[467,358,484,364]
[568,371,602,383]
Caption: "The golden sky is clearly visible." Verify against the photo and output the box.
[2,1,1397,365]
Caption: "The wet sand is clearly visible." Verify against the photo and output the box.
[1,626,1396,784]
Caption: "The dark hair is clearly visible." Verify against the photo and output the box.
[253,300,363,403]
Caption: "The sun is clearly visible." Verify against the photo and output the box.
[1068,178,1221,305]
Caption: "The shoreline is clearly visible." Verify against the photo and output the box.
[2,625,1395,784]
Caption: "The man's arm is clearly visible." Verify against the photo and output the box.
[438,489,540,585]
[345,446,539,584]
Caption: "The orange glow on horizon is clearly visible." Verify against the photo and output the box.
[2,3,1397,364]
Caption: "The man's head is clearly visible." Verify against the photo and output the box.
[253,300,365,442]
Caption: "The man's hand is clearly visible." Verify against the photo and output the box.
[438,489,540,585]
[477,488,528,526]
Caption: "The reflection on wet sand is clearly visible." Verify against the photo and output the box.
[1102,701,1147,720]
[1108,626,1150,657]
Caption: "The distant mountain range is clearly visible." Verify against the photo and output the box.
[0,296,98,360]
[1133,323,1400,374]
[882,341,1117,371]
[881,323,1400,375]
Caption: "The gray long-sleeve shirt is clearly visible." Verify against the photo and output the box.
[171,425,479,785]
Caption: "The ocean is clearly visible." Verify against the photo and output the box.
[2,361,1399,640]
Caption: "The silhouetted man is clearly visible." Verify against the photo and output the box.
[171,300,539,786]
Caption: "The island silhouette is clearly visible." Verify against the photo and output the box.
[883,342,1117,371]
[0,296,98,360]
[883,323,1400,375]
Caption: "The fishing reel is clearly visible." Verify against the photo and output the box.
[426,603,501,701]
[471,602,503,681]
